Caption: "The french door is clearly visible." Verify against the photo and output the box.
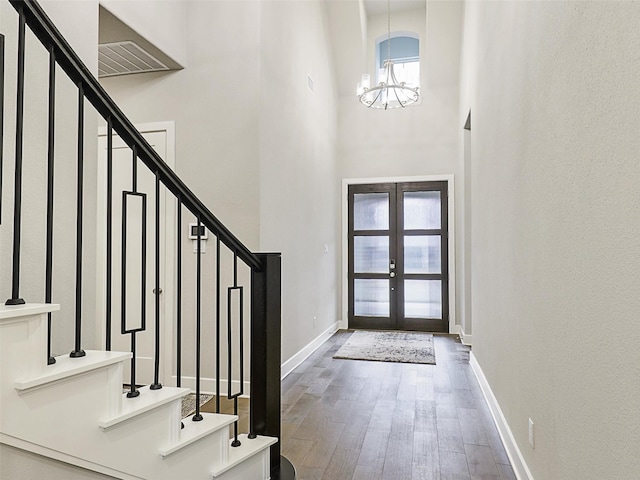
[348,181,449,332]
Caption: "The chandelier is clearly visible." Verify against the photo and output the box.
[356,0,420,109]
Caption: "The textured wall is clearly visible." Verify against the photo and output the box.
[100,0,261,384]
[460,1,640,478]
[338,1,464,331]
[259,0,339,363]
[0,0,99,355]
[100,0,339,370]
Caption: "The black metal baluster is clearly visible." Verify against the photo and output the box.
[105,117,113,350]
[177,197,183,429]
[130,146,137,396]
[0,33,5,226]
[229,251,243,447]
[45,46,56,365]
[176,197,182,387]
[150,172,162,390]
[193,217,203,421]
[5,9,26,306]
[132,145,137,191]
[128,332,138,397]
[70,82,85,357]
[122,151,146,398]
[216,236,221,414]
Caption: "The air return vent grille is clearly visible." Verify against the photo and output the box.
[98,41,169,77]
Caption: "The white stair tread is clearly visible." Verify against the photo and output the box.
[159,412,238,457]
[14,350,131,391]
[0,303,59,321]
[99,385,190,429]
[211,434,278,478]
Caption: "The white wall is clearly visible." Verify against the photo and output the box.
[100,0,339,371]
[259,0,339,363]
[338,1,464,331]
[100,0,262,385]
[0,0,100,355]
[460,1,640,478]
[99,1,262,248]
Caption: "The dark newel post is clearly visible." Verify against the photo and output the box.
[6,10,26,305]
[251,253,294,479]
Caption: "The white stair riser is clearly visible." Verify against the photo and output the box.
[1,307,276,480]
[0,312,49,382]
[155,426,231,480]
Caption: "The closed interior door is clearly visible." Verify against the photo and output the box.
[348,181,448,332]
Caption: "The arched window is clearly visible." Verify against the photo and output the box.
[376,33,419,88]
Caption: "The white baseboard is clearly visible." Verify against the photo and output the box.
[455,325,473,346]
[281,321,340,379]
[171,376,250,398]
[171,321,340,392]
[469,353,534,480]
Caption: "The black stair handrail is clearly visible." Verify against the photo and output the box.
[10,0,262,272]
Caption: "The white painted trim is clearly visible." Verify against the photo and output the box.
[0,434,143,480]
[281,321,340,379]
[469,353,534,480]
[95,121,176,387]
[341,175,456,333]
[455,324,472,346]
[0,303,60,321]
[171,375,251,398]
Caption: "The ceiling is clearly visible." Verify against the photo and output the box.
[363,0,426,16]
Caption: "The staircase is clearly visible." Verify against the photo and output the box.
[1,304,279,480]
[1,304,276,479]
[0,1,294,478]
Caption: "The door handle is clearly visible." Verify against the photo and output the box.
[389,272,396,278]
[153,288,163,295]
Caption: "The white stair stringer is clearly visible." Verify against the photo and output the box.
[0,305,277,480]
[212,434,278,479]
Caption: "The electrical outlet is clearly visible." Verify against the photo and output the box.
[528,418,535,449]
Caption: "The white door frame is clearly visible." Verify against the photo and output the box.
[95,121,176,387]
[341,174,456,333]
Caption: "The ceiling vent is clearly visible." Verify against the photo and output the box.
[98,41,169,78]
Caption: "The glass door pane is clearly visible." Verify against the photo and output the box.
[354,193,389,230]
[354,279,390,317]
[354,236,389,273]
[404,280,442,319]
[403,191,441,229]
[404,235,441,274]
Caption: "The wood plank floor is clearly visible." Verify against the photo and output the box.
[281,331,516,480]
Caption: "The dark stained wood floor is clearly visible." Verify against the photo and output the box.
[280,331,516,480]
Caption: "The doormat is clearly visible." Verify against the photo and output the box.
[333,330,436,365]
[181,393,214,418]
